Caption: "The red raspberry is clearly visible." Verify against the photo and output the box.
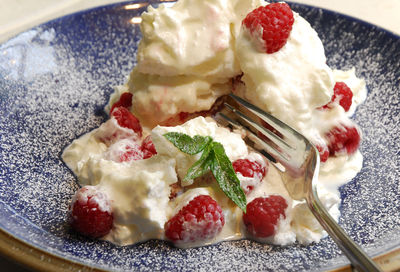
[70,186,113,238]
[165,195,225,243]
[141,135,157,159]
[243,3,294,54]
[119,143,143,162]
[111,106,142,137]
[243,195,287,238]
[325,124,361,156]
[233,159,267,193]
[110,92,133,114]
[105,139,144,162]
[315,143,329,162]
[320,82,353,112]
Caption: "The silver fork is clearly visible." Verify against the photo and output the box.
[215,93,382,272]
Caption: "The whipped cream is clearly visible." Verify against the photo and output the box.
[63,112,362,247]
[137,0,263,78]
[127,67,232,127]
[124,0,264,127]
[152,116,248,185]
[236,12,334,130]
[63,117,258,246]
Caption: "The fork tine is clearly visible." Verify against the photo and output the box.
[216,112,289,164]
[228,94,303,141]
[222,93,310,169]
[223,102,293,151]
[219,95,382,271]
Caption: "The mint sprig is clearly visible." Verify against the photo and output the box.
[163,132,247,212]
[184,143,213,181]
[163,132,212,155]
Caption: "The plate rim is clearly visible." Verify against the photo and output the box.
[0,228,104,272]
[1,226,398,271]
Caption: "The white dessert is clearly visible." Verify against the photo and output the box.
[63,0,367,248]
[63,115,363,247]
[108,0,264,127]
[236,12,334,136]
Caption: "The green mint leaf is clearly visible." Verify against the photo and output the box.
[209,142,247,212]
[163,132,212,155]
[184,143,213,182]
[163,132,247,212]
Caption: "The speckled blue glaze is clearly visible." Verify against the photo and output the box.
[0,1,399,271]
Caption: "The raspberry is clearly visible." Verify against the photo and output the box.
[105,139,143,162]
[141,135,157,159]
[110,92,133,114]
[243,195,287,238]
[165,195,225,243]
[119,143,143,162]
[320,82,353,111]
[111,106,142,137]
[325,124,361,156]
[315,144,329,162]
[243,3,294,54]
[70,186,113,238]
[233,159,266,178]
[233,159,267,193]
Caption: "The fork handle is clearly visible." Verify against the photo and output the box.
[307,192,383,272]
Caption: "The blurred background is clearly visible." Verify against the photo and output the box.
[0,0,399,43]
[0,0,398,271]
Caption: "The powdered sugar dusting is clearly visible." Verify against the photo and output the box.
[73,186,112,214]
[0,2,399,271]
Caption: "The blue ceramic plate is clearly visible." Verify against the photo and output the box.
[0,1,399,271]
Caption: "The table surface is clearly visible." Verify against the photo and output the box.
[0,0,399,271]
